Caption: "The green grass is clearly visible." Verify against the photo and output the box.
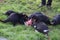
[0,0,60,40]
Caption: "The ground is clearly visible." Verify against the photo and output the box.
[0,0,60,40]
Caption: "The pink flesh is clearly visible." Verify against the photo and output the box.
[25,19,32,26]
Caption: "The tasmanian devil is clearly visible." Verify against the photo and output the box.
[51,14,60,25]
[27,12,51,25]
[0,12,28,26]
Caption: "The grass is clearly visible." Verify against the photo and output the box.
[0,0,60,40]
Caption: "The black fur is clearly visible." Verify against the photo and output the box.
[51,14,60,25]
[0,11,28,26]
[29,12,51,25]
[32,22,49,35]
[4,10,16,16]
